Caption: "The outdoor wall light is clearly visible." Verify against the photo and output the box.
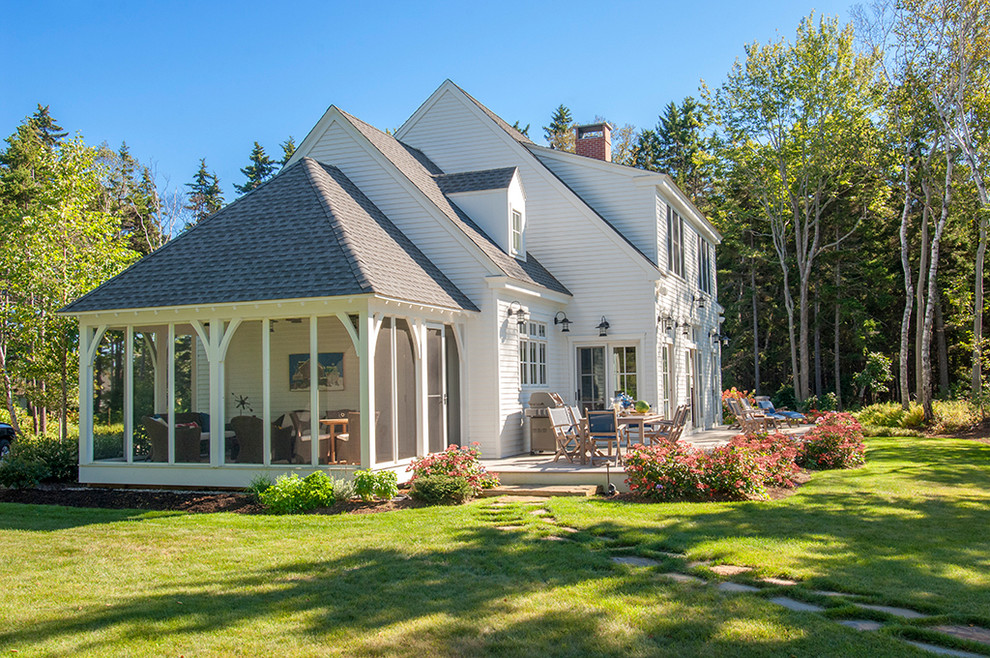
[507,301,528,331]
[711,330,729,346]
[676,319,691,337]
[597,316,610,337]
[693,293,707,310]
[553,311,572,332]
[657,310,674,332]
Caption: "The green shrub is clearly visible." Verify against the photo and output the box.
[933,400,980,433]
[408,444,499,495]
[257,472,336,514]
[409,474,474,505]
[245,474,274,503]
[861,425,925,437]
[330,476,355,502]
[0,454,50,489]
[7,434,78,483]
[353,469,399,502]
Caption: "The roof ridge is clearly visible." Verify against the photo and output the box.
[299,157,374,294]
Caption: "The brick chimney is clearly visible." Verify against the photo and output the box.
[574,122,612,162]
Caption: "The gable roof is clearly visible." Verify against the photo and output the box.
[62,158,477,314]
[335,109,569,295]
[435,167,517,195]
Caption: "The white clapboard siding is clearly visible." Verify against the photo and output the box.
[532,151,658,262]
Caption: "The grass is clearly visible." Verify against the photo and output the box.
[0,436,987,656]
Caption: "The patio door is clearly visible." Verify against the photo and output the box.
[687,349,698,428]
[576,346,606,412]
[426,326,447,452]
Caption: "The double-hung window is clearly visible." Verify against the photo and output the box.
[511,210,523,256]
[519,321,547,386]
[667,206,684,277]
[697,235,713,294]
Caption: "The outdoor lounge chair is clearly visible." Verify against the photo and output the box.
[727,398,773,434]
[754,397,807,426]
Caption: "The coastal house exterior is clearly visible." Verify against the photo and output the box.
[62,80,723,487]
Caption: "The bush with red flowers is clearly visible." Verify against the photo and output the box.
[797,412,866,470]
[623,441,705,501]
[408,443,499,496]
[729,432,801,487]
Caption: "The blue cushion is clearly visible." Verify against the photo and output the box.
[199,413,211,430]
[757,400,776,413]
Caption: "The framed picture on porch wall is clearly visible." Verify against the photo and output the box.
[288,353,344,391]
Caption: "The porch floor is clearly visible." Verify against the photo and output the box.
[482,424,809,489]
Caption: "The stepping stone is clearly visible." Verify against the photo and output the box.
[611,556,660,567]
[903,640,983,657]
[558,527,578,533]
[659,572,706,585]
[541,535,568,542]
[710,565,753,576]
[934,625,990,646]
[687,560,711,569]
[838,619,884,631]
[813,590,848,597]
[760,577,799,587]
[717,582,761,593]
[494,525,524,531]
[854,603,928,619]
[769,597,823,613]
[529,509,549,516]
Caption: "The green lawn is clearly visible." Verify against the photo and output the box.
[1,436,987,656]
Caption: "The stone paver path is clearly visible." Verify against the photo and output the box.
[853,603,928,619]
[903,641,983,657]
[760,577,800,586]
[659,572,706,584]
[838,620,884,631]
[768,597,824,613]
[611,556,660,567]
[717,582,760,593]
[710,565,753,576]
[934,625,990,646]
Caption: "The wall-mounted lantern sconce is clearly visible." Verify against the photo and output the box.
[597,316,610,337]
[657,310,674,333]
[693,293,707,310]
[676,318,691,337]
[553,311,572,332]
[507,301,528,332]
[711,330,729,346]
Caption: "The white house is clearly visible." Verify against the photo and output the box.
[62,80,722,487]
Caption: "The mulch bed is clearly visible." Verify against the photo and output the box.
[0,484,422,515]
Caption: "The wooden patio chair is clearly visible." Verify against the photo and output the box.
[548,407,581,463]
[727,398,771,434]
[584,409,622,466]
[231,415,264,464]
[143,416,168,462]
[644,404,690,446]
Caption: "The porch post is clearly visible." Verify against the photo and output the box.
[167,323,175,464]
[413,320,428,457]
[262,318,271,465]
[359,310,375,468]
[78,325,92,465]
[124,326,134,463]
[209,318,223,467]
[309,315,319,466]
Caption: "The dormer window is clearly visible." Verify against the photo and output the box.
[511,209,523,256]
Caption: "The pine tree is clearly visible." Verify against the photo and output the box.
[28,104,67,147]
[108,143,162,255]
[511,120,530,138]
[234,142,276,194]
[185,158,225,225]
[543,105,575,151]
[280,136,296,166]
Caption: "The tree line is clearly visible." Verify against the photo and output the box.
[540,2,987,420]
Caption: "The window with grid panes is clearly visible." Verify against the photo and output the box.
[612,346,638,399]
[511,210,523,256]
[519,321,547,386]
[667,206,684,277]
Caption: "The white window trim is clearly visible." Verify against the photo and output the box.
[519,319,547,388]
[510,208,523,257]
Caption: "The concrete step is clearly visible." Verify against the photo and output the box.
[480,484,598,498]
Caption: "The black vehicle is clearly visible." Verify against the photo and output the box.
[0,422,14,459]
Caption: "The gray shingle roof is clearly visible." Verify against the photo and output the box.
[435,167,517,195]
[338,110,570,296]
[62,158,477,313]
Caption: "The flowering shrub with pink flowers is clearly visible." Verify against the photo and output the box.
[408,443,499,495]
[797,412,866,470]
[623,442,705,501]
[703,444,768,500]
[729,432,800,487]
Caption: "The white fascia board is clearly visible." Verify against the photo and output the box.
[65,295,375,324]
[484,275,571,305]
[368,295,479,318]
[285,104,339,168]
[399,84,660,279]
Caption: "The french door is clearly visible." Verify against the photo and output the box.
[576,344,638,413]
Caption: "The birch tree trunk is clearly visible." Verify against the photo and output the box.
[922,154,955,423]
[898,160,914,410]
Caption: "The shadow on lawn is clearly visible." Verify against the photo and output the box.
[0,519,902,656]
[0,502,152,531]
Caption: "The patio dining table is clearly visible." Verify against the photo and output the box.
[617,412,665,448]
[319,417,349,463]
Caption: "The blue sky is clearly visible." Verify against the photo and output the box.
[1,0,851,201]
